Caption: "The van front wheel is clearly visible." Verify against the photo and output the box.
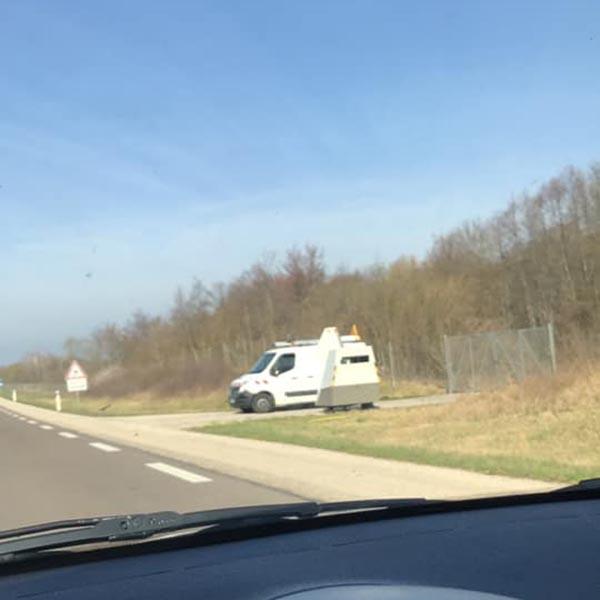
[252,393,275,413]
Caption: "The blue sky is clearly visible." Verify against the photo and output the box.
[1,0,599,363]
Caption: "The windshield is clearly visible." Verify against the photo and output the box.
[248,352,276,374]
[0,1,596,537]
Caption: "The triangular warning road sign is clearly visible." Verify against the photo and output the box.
[66,360,87,380]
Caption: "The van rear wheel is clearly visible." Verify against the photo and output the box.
[252,393,275,413]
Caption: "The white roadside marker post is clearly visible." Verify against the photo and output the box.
[12,389,17,403]
[55,390,62,412]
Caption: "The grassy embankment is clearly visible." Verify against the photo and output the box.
[0,379,440,417]
[199,368,600,483]
[0,385,228,416]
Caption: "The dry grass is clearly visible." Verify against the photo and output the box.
[379,378,445,399]
[1,387,229,416]
[201,366,600,482]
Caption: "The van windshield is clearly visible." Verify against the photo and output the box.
[249,352,276,374]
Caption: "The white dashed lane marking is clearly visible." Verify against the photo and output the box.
[89,442,120,453]
[5,411,213,485]
[145,462,212,483]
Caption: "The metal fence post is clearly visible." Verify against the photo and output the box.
[517,329,526,381]
[468,336,476,391]
[547,322,557,373]
[387,340,397,389]
[443,335,454,393]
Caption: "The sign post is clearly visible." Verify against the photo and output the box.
[65,360,88,407]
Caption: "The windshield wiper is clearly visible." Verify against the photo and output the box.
[3,482,599,563]
[0,503,319,561]
[16,484,600,563]
[0,499,431,562]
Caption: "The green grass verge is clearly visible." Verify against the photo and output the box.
[197,416,595,483]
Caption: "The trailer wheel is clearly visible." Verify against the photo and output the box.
[252,393,275,413]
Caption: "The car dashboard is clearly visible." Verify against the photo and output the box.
[1,496,599,599]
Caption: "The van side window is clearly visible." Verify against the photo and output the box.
[271,353,296,376]
[341,355,370,364]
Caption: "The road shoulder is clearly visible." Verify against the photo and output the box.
[0,398,554,502]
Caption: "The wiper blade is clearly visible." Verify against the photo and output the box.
[0,499,435,562]
[0,517,102,543]
[12,486,598,563]
[0,502,320,562]
[317,497,434,514]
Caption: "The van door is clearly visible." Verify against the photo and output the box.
[269,352,318,407]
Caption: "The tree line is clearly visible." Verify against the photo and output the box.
[3,163,600,396]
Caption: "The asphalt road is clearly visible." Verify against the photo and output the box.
[0,406,302,531]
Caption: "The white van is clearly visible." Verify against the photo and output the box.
[228,327,379,413]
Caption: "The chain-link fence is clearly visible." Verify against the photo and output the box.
[443,324,556,393]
